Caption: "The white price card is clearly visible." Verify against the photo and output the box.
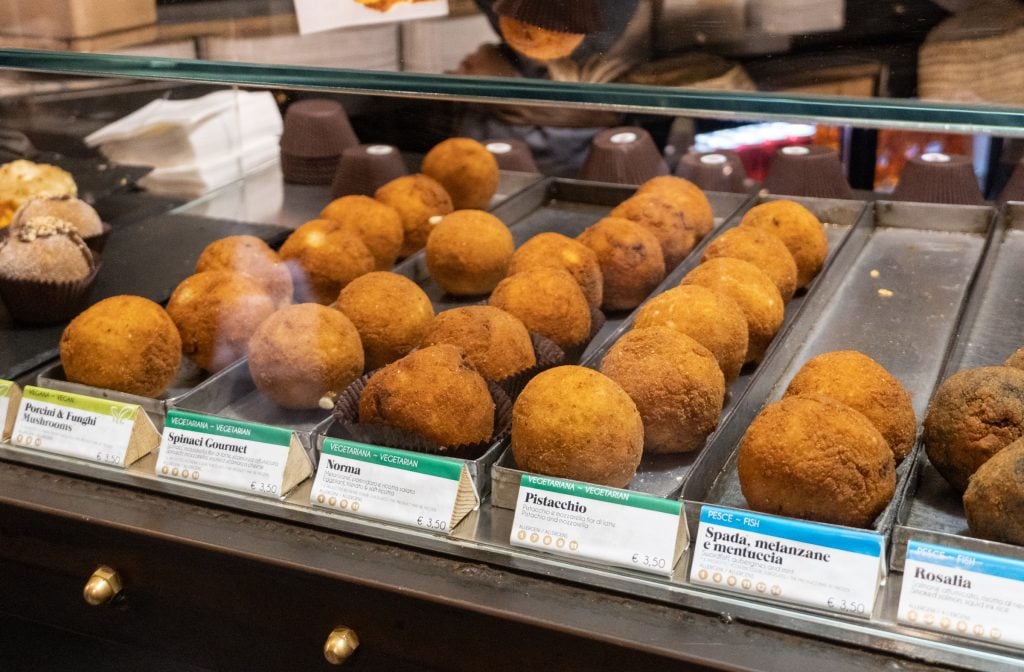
[690,506,885,618]
[509,474,688,577]
[10,385,158,467]
[157,410,311,498]
[898,541,1024,648]
[310,438,478,533]
[294,0,449,34]
[0,379,20,440]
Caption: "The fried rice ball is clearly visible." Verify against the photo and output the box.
[498,16,584,61]
[248,303,364,410]
[964,438,1024,545]
[374,174,454,257]
[610,193,697,269]
[320,195,404,271]
[60,295,182,398]
[195,235,293,309]
[681,258,783,364]
[507,232,603,308]
[1004,346,1024,371]
[633,284,748,383]
[601,326,724,454]
[740,200,827,289]
[166,271,276,373]
[359,345,494,447]
[512,366,643,488]
[14,196,103,238]
[702,226,798,302]
[577,216,665,311]
[426,210,513,295]
[637,175,714,238]
[784,350,916,462]
[335,272,434,370]
[924,366,1024,493]
[279,219,374,305]
[489,267,591,350]
[738,393,896,527]
[420,306,536,382]
[421,137,500,210]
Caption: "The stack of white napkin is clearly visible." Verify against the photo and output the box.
[85,89,283,198]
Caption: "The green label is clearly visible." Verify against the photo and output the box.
[24,385,138,422]
[322,438,462,481]
[521,474,681,515]
[165,409,291,446]
[0,380,12,398]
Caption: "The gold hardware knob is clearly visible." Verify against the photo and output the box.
[83,566,122,606]
[323,626,360,665]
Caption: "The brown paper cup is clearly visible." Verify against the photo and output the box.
[485,139,540,174]
[331,144,408,198]
[83,222,113,254]
[578,127,669,186]
[496,332,566,399]
[0,257,101,325]
[675,151,749,193]
[764,145,854,200]
[893,153,984,205]
[1000,159,1024,203]
[280,99,359,158]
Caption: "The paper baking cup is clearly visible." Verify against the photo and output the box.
[279,99,359,159]
[332,375,512,460]
[893,153,985,205]
[998,159,1024,203]
[0,256,100,325]
[764,145,854,200]
[493,0,604,33]
[331,144,409,198]
[675,151,749,193]
[485,139,539,174]
[578,127,670,186]
[83,222,113,254]
[560,305,606,363]
[496,332,566,400]
[280,153,340,186]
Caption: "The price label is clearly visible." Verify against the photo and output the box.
[157,409,310,498]
[310,438,478,533]
[0,380,17,440]
[509,475,687,577]
[690,506,885,618]
[9,386,156,467]
[898,541,1024,648]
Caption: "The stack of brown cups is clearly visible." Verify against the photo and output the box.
[280,99,359,185]
[578,127,669,185]
[764,145,854,200]
[675,150,749,193]
[893,153,984,205]
[330,144,408,198]
[485,139,539,173]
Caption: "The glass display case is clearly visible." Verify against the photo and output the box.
[1,2,1024,670]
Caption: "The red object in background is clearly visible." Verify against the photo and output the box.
[694,123,816,181]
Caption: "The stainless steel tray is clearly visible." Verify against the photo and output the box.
[491,194,871,509]
[682,200,996,541]
[892,202,1024,569]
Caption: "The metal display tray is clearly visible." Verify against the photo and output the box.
[491,194,870,509]
[681,200,996,544]
[892,202,1024,569]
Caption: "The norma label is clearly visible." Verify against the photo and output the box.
[690,506,885,618]
[310,438,476,532]
[510,474,687,577]
[898,541,1024,648]
[10,385,141,467]
[157,410,292,498]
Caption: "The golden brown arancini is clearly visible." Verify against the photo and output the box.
[248,303,364,410]
[195,235,293,309]
[489,267,591,350]
[681,258,783,364]
[784,350,916,462]
[577,216,665,311]
[374,174,454,257]
[498,16,584,61]
[738,393,896,527]
[166,271,276,373]
[633,284,748,383]
[1004,347,1024,371]
[512,365,643,487]
[924,366,1024,493]
[740,200,827,288]
[702,226,798,302]
[421,137,500,210]
[610,193,697,269]
[335,272,434,370]
[636,175,714,238]
[320,195,404,271]
[420,306,536,381]
[963,438,1024,545]
[14,196,103,238]
[426,210,513,295]
[278,219,374,305]
[601,326,724,454]
[359,345,494,447]
[60,295,182,398]
[507,232,603,308]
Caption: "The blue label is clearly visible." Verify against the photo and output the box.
[908,541,1024,583]
[699,506,883,558]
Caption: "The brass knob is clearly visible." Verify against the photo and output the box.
[83,566,122,606]
[323,626,360,665]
